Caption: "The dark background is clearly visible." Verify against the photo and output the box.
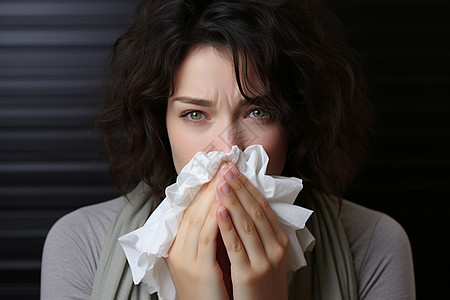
[0,0,448,299]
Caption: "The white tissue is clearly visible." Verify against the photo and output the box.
[118,145,314,300]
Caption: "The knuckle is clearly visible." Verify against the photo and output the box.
[242,219,256,234]
[259,197,271,209]
[258,261,271,274]
[230,241,243,253]
[272,244,287,263]
[224,222,235,233]
[198,234,210,246]
[252,204,265,219]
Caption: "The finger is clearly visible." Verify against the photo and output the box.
[216,205,249,268]
[225,163,289,249]
[171,197,197,255]
[197,196,220,265]
[180,175,219,259]
[221,164,283,255]
[216,180,266,263]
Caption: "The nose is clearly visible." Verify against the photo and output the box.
[212,119,248,153]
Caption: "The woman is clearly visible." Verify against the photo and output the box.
[41,0,415,299]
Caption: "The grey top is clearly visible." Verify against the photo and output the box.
[41,197,415,299]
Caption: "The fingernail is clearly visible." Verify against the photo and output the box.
[230,165,240,177]
[216,162,227,177]
[221,182,232,195]
[220,207,228,219]
[224,166,239,181]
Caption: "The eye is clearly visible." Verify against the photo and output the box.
[246,107,276,123]
[249,108,266,118]
[180,110,207,124]
[188,111,203,120]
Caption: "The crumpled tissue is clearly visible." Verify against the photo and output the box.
[118,144,314,300]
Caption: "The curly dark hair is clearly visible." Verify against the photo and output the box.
[98,0,373,201]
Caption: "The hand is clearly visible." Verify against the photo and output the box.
[216,163,289,300]
[165,173,229,300]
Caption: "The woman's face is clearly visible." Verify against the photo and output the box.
[166,46,288,175]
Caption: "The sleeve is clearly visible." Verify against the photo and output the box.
[40,211,98,300]
[357,214,416,300]
[40,199,120,300]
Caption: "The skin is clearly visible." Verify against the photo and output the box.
[165,46,289,300]
[166,46,288,175]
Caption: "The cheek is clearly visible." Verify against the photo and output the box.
[253,126,288,175]
[167,126,198,174]
[166,118,213,174]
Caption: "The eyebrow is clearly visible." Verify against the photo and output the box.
[171,97,214,107]
[171,96,252,107]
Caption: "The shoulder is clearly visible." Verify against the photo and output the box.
[339,200,409,251]
[339,200,415,299]
[41,196,125,299]
[44,196,124,259]
[48,196,124,241]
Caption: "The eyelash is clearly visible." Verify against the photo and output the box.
[180,108,273,125]
[180,110,208,125]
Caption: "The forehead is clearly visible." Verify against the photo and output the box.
[178,46,233,75]
[171,47,237,98]
[173,46,264,97]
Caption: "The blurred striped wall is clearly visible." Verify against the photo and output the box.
[0,1,134,298]
[0,0,449,299]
